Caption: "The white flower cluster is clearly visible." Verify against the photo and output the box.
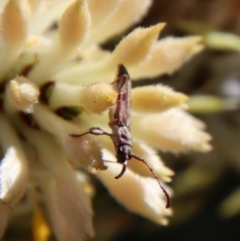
[0,0,211,240]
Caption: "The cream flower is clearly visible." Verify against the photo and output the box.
[0,0,211,240]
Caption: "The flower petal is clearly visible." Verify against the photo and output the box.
[65,134,107,173]
[131,84,188,113]
[1,0,30,46]
[33,104,105,172]
[98,150,172,225]
[42,178,85,241]
[24,130,94,240]
[49,82,117,114]
[130,36,204,79]
[54,24,165,84]
[132,108,212,153]
[59,0,90,53]
[26,0,41,14]
[0,0,31,79]
[29,0,75,35]
[0,116,28,208]
[87,0,152,44]
[130,141,174,182]
[28,0,90,85]
[87,0,121,27]
[110,23,165,67]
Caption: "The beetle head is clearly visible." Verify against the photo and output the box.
[116,144,132,164]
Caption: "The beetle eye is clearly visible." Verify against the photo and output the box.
[117,148,124,156]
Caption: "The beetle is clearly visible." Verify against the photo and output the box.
[70,64,171,208]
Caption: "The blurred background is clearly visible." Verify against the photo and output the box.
[92,0,240,240]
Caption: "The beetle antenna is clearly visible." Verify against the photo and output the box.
[104,160,118,164]
[132,154,171,208]
[115,162,127,179]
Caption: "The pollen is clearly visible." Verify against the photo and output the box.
[7,76,39,113]
[80,82,117,114]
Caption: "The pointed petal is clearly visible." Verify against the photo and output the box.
[110,24,165,67]
[28,0,90,85]
[87,0,152,44]
[87,0,121,27]
[33,104,105,171]
[54,24,165,84]
[29,0,75,35]
[26,0,41,14]
[42,178,84,241]
[0,147,28,207]
[132,108,212,153]
[131,84,188,113]
[1,0,30,46]
[49,82,117,114]
[54,172,94,240]
[130,36,203,79]
[65,135,107,173]
[98,150,172,225]
[0,116,28,208]
[24,129,94,240]
[0,0,31,79]
[59,0,90,53]
[130,141,174,182]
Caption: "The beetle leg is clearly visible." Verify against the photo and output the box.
[70,127,112,138]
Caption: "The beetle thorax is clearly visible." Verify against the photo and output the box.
[110,125,132,146]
